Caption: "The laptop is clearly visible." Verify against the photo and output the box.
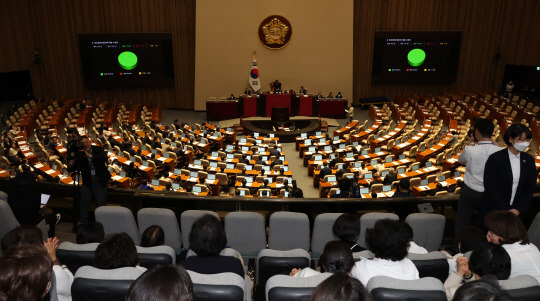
[40,194,50,208]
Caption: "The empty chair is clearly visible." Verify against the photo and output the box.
[406,252,449,283]
[188,271,250,301]
[499,275,540,301]
[72,266,146,301]
[405,213,445,252]
[265,273,332,301]
[268,212,310,251]
[95,206,140,245]
[257,249,311,285]
[225,212,266,258]
[137,208,182,253]
[367,276,446,301]
[311,213,342,259]
[0,198,20,240]
[358,213,399,249]
[180,210,219,249]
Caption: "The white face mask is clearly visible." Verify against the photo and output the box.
[513,141,530,152]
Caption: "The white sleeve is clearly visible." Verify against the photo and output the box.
[457,146,469,164]
[53,265,74,301]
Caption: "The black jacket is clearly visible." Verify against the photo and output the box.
[72,145,111,187]
[483,148,538,214]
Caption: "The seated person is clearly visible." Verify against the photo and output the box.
[94,233,146,272]
[139,179,154,190]
[445,243,511,300]
[332,213,365,252]
[76,222,105,244]
[259,179,270,190]
[443,226,486,273]
[392,178,413,198]
[290,240,354,277]
[179,214,244,277]
[140,225,165,248]
[126,265,194,301]
[331,178,352,198]
[311,273,371,301]
[351,219,419,285]
[485,211,540,283]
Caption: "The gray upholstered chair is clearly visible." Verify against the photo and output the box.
[137,208,182,253]
[187,271,250,301]
[56,242,99,274]
[0,198,20,241]
[499,275,540,301]
[367,276,446,301]
[180,210,219,249]
[268,212,310,251]
[406,251,449,283]
[256,249,310,286]
[95,206,140,245]
[72,266,146,301]
[310,213,342,259]
[265,273,332,301]
[405,213,446,252]
[358,213,399,249]
[136,245,177,267]
[225,211,266,258]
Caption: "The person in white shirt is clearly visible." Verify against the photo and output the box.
[485,210,540,284]
[403,222,428,254]
[350,219,419,285]
[290,240,354,278]
[455,118,502,236]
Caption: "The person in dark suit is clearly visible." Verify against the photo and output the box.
[68,136,111,224]
[319,162,332,179]
[336,92,343,99]
[299,86,307,95]
[483,124,538,217]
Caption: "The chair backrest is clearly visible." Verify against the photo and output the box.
[256,249,311,286]
[359,213,399,248]
[95,206,140,245]
[367,276,446,301]
[406,252,449,283]
[72,266,146,301]
[405,213,446,252]
[311,213,342,259]
[137,208,182,252]
[499,275,540,301]
[136,245,176,267]
[56,242,99,274]
[225,212,266,258]
[0,198,20,240]
[187,271,246,301]
[265,273,332,301]
[180,210,219,249]
[268,212,310,251]
[528,212,540,250]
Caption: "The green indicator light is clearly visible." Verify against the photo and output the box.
[388,69,391,72]
[118,51,138,70]
[100,73,104,76]
[407,49,426,67]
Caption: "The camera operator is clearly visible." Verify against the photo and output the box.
[67,136,111,225]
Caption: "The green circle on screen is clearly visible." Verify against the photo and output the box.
[118,51,138,70]
[407,49,426,67]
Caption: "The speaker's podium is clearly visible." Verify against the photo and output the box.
[271,107,290,125]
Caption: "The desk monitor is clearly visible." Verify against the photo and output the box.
[194,160,201,166]
[192,186,201,193]
[374,135,379,140]
[174,168,181,174]
[421,179,428,186]
[344,174,354,179]
[364,173,373,179]
[283,166,289,171]
[151,149,157,154]
[246,155,252,161]
[284,191,289,197]
[334,136,340,141]
[265,177,273,183]
[259,190,270,197]
[108,166,114,173]
[210,161,218,168]
[371,159,378,166]
[261,156,268,161]
[164,153,170,159]
[412,164,420,171]
[362,150,369,155]
[151,179,159,186]
[438,176,446,182]
[330,154,337,160]
[346,152,354,158]
[314,155,323,161]
[399,154,406,160]
[353,142,359,146]
[279,156,285,161]
[420,146,426,152]
[269,133,275,138]
[360,188,369,194]
[425,161,432,168]
[240,190,246,196]
[354,162,363,168]
[262,165,270,171]
[240,138,247,143]
[327,176,336,182]
[184,145,189,151]
[143,161,149,167]
[242,146,249,151]
[190,171,198,178]
[277,147,282,152]
[454,171,461,177]
[227,153,234,159]
[245,165,253,170]
[316,131,322,136]
[385,157,393,163]
[383,185,391,192]
[207,174,216,180]
[374,147,381,153]
[258,147,266,153]
[202,130,207,134]
[301,133,307,138]
[339,143,346,149]
[381,170,389,177]
[172,183,180,190]
[254,132,259,137]
[304,139,312,145]
[397,167,406,174]
[120,171,127,178]
[211,151,219,157]
[227,127,233,132]
[320,138,327,143]
[226,145,233,150]
[246,177,254,183]
[324,145,332,151]
[226,163,235,170]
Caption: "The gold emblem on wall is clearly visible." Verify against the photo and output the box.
[258,15,292,49]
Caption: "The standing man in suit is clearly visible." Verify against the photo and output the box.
[68,136,111,225]
[482,123,537,218]
[454,119,502,235]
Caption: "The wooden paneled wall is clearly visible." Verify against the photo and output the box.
[353,0,540,103]
[0,0,195,109]
[1,1,539,109]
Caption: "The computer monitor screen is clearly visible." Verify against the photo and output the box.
[172,183,180,190]
[151,179,159,186]
[381,170,389,177]
[262,165,270,171]
[327,176,336,182]
[397,167,406,174]
[320,138,326,143]
[354,162,363,168]
[454,171,461,177]
[412,164,420,171]
[269,133,275,138]
[375,147,381,153]
[385,157,392,163]
[371,159,378,166]
[193,186,201,193]
[364,173,373,179]
[399,154,406,160]
[362,150,368,155]
[304,139,312,145]
[383,185,391,192]
[314,155,323,161]
[301,133,307,138]
[246,177,253,183]
[438,176,446,182]
[226,163,235,169]
[426,161,432,168]
[421,179,428,186]
[316,131,322,136]
[253,132,259,137]
[347,152,354,158]
[190,171,198,178]
[210,161,217,167]
[334,136,340,141]
[245,165,253,170]
[194,160,201,166]
[227,153,234,159]
[174,168,181,174]
[360,188,369,194]
[240,190,246,196]
[207,174,216,180]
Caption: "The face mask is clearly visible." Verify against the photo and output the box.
[513,141,530,152]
